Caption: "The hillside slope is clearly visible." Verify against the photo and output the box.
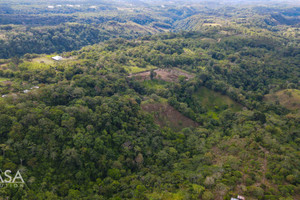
[0,28,299,199]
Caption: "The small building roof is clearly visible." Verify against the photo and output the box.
[238,195,245,200]
[231,195,246,200]
[52,56,62,61]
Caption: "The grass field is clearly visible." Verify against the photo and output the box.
[0,77,10,82]
[264,89,300,111]
[193,87,242,113]
[147,190,185,200]
[20,61,52,70]
[142,79,168,90]
[203,23,222,27]
[32,57,55,65]
[124,65,157,74]
[183,48,195,55]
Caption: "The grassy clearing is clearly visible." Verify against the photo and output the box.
[19,61,52,70]
[147,190,185,200]
[207,110,219,120]
[203,23,222,27]
[183,48,195,55]
[0,59,9,67]
[32,57,55,65]
[193,87,242,112]
[264,89,300,111]
[124,65,157,74]
[142,79,167,90]
[0,77,10,82]
[45,54,58,58]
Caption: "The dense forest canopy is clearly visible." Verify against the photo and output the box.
[0,0,299,200]
[0,0,299,58]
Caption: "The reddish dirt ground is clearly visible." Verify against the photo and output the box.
[130,68,194,82]
[141,102,198,131]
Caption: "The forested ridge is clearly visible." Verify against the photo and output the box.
[0,0,299,58]
[0,0,299,200]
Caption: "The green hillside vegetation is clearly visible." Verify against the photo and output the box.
[0,28,298,199]
[0,1,299,199]
[0,0,299,58]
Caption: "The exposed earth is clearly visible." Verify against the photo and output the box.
[130,68,195,82]
[141,102,198,131]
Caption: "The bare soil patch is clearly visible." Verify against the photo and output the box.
[141,102,198,131]
[131,68,194,82]
[0,34,5,40]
